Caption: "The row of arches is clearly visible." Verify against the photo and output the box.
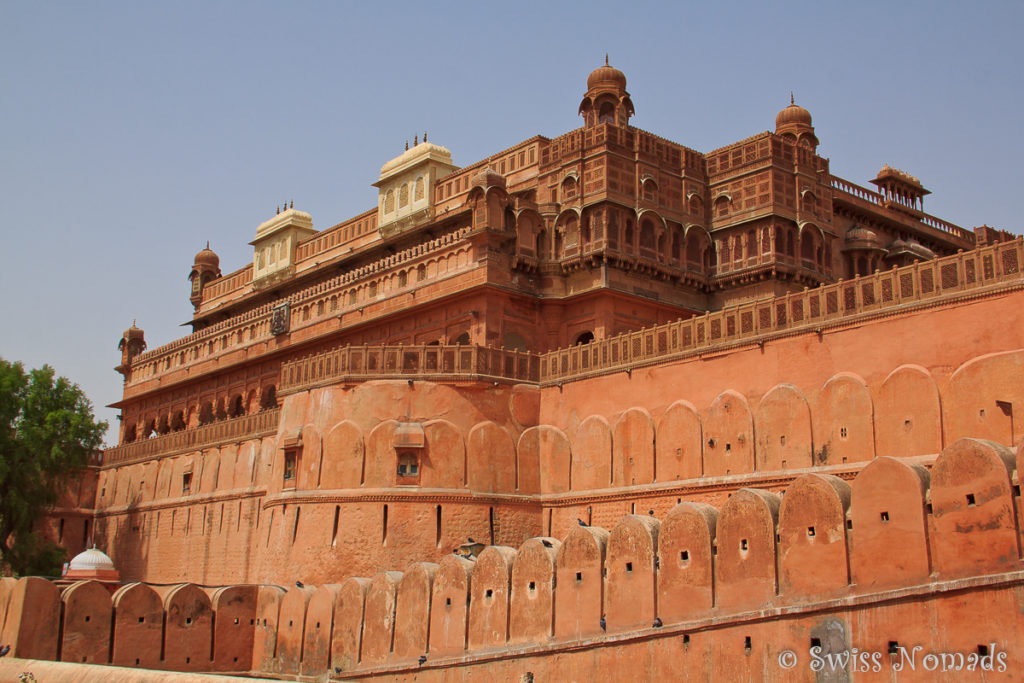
[252,439,1023,674]
[122,385,276,443]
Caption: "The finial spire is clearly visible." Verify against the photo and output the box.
[424,131,427,142]
[290,200,293,209]
[414,134,418,145]
[132,318,136,327]
[790,91,795,105]
[206,240,210,249]
[405,140,409,151]
[605,53,609,66]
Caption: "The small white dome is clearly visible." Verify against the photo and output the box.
[68,547,115,572]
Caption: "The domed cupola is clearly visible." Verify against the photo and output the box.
[188,242,222,309]
[579,56,635,128]
[775,94,818,150]
[116,320,147,377]
[63,546,120,582]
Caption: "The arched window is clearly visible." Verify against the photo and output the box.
[399,184,409,208]
[598,101,615,124]
[454,332,470,345]
[414,177,425,201]
[384,190,395,213]
[199,402,214,425]
[574,331,595,345]
[642,178,658,202]
[261,386,277,410]
[714,195,730,218]
[639,220,655,252]
[801,233,815,261]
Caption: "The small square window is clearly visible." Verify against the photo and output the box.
[283,451,298,481]
[182,472,192,496]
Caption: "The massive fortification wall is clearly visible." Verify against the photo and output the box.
[5,438,1022,679]
[86,303,1024,587]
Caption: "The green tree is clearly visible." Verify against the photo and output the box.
[0,358,107,575]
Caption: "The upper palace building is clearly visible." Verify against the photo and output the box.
[112,62,991,448]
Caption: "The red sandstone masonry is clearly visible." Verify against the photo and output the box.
[4,438,1024,678]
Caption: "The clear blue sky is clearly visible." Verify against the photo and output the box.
[2,1,1022,444]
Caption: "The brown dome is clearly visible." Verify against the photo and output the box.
[122,320,144,341]
[587,58,627,94]
[776,101,812,129]
[194,242,219,269]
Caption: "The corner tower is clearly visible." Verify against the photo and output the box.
[579,56,634,128]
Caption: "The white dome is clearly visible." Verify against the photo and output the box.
[68,547,115,572]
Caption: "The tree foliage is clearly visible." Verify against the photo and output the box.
[0,358,106,575]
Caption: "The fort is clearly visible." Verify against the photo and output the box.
[2,64,1023,680]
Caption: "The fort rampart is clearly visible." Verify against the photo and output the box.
[7,437,1023,679]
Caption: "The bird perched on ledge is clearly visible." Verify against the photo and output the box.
[577,518,589,527]
[418,654,427,665]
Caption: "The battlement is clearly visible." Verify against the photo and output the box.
[7,438,1023,678]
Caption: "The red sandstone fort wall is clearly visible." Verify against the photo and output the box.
[6,438,1023,679]
[85,281,1024,586]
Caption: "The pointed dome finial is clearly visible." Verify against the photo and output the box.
[206,240,210,249]
[790,91,795,105]
[424,130,428,142]
[414,134,418,145]
[405,140,409,151]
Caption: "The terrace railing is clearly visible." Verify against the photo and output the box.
[102,408,281,468]
[540,238,1023,384]
[280,344,540,395]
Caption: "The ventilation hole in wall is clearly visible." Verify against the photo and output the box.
[234,657,239,663]
[725,443,732,453]
[1013,485,1022,497]
[880,511,890,523]
[529,581,536,591]
[138,616,145,623]
[316,621,321,629]
[84,615,91,622]
[846,519,853,529]
[185,618,192,625]
[839,427,848,438]
[781,459,787,469]
[888,641,900,655]
[811,637,821,649]
[250,619,255,625]
[683,634,690,648]
[289,620,293,627]
[135,658,140,665]
[486,589,494,599]
[979,409,986,418]
[185,658,190,664]
[446,597,451,606]
[807,526,815,538]
[744,636,752,651]
[966,493,976,507]
[680,550,689,562]
[575,572,583,582]
[978,644,990,656]
[740,539,748,551]
[707,438,715,448]
[926,503,933,515]
[233,618,239,625]
[780,435,786,445]
[676,498,681,504]
[82,656,87,662]
[904,419,912,428]
[625,562,633,573]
